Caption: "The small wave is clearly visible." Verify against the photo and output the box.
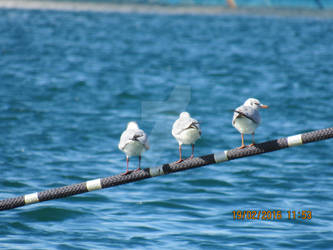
[18,206,87,222]
[143,199,197,210]
[1,180,29,188]
[8,221,34,232]
[186,178,233,187]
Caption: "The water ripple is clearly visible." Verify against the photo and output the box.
[1,7,333,249]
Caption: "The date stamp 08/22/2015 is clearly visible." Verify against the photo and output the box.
[232,210,312,221]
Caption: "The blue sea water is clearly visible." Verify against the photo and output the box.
[1,6,333,249]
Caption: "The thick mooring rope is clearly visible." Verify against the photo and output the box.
[1,127,332,211]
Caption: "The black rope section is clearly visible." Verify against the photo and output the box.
[1,127,332,211]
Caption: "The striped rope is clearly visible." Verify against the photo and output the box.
[1,127,332,211]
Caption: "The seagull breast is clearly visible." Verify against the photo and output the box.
[172,118,201,145]
[232,106,260,134]
[119,129,149,157]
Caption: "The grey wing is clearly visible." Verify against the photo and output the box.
[118,130,132,150]
[232,105,246,125]
[172,118,187,136]
[172,117,200,136]
[119,129,149,150]
[135,129,149,150]
[232,111,239,125]
[233,106,261,124]
[191,118,201,135]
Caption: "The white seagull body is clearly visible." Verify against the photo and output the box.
[172,112,201,163]
[118,121,149,174]
[232,98,268,148]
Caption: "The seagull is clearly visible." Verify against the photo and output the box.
[232,98,268,149]
[118,121,149,175]
[172,112,201,163]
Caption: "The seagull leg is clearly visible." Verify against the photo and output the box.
[135,155,141,171]
[122,156,131,175]
[176,144,183,163]
[238,134,246,149]
[249,133,256,147]
[189,144,194,159]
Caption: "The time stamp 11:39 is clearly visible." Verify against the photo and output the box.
[232,210,312,221]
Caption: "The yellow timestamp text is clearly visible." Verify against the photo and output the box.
[232,210,312,220]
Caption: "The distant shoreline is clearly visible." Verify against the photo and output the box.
[0,0,230,15]
[1,0,333,18]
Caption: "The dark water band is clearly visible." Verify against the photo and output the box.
[1,127,332,211]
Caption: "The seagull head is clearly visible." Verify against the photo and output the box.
[244,98,269,109]
[127,121,139,130]
[179,112,191,118]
